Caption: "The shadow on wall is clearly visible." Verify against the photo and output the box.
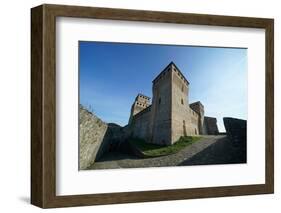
[223,117,247,145]
[95,123,132,161]
[79,105,132,170]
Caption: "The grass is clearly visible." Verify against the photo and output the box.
[129,136,202,157]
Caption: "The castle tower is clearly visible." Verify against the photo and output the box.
[128,94,150,124]
[149,62,190,145]
[170,62,191,143]
[149,63,174,145]
[129,62,205,145]
[190,101,205,134]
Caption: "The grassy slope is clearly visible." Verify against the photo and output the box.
[129,136,202,157]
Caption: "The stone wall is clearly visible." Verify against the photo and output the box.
[189,101,205,134]
[79,106,126,169]
[131,106,151,141]
[189,107,200,135]
[79,106,108,170]
[128,94,150,124]
[223,117,246,144]
[203,116,219,135]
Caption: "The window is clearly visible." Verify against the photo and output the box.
[181,98,184,105]
[159,98,161,104]
[181,85,184,92]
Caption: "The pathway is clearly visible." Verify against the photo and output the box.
[88,135,243,170]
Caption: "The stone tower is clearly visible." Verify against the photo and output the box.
[128,61,213,146]
[170,62,191,143]
[190,101,205,134]
[149,62,190,145]
[149,63,173,145]
[129,94,150,124]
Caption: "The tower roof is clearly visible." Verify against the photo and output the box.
[152,61,189,85]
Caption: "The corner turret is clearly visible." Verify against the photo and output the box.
[128,94,151,124]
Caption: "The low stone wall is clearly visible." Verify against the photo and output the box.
[79,106,109,170]
[79,106,131,169]
[223,117,247,144]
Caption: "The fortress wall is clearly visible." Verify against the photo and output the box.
[150,68,172,145]
[132,107,151,141]
[128,94,151,124]
[190,102,204,134]
[131,103,144,116]
[136,94,150,105]
[172,109,191,142]
[204,116,219,135]
[79,106,109,169]
[189,108,200,135]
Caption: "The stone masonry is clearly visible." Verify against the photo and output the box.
[129,62,219,145]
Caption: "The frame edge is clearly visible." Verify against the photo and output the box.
[265,19,274,194]
[30,4,275,208]
[31,5,44,208]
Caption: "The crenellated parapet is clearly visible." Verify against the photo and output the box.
[128,93,151,124]
[153,62,189,87]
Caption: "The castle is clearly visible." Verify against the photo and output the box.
[128,62,219,145]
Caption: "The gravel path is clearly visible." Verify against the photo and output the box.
[88,135,233,170]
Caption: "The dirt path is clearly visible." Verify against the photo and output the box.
[88,135,244,170]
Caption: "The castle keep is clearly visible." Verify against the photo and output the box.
[129,62,218,145]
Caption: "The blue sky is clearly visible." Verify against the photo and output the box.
[79,41,247,132]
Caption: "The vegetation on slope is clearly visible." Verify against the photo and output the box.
[129,136,202,158]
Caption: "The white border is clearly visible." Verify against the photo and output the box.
[56,17,265,195]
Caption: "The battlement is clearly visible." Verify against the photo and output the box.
[135,101,150,108]
[128,93,151,124]
[135,93,151,106]
[135,93,151,102]
[152,62,189,86]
